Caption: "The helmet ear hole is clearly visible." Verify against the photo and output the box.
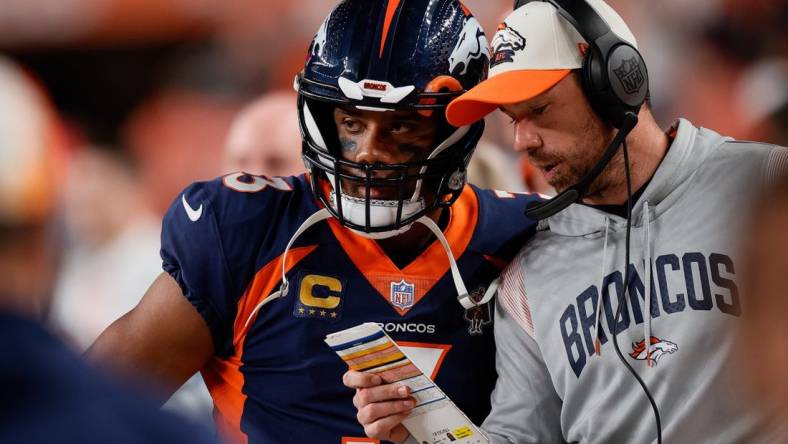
[447,170,467,191]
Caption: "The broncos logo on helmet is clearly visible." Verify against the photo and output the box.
[449,17,490,77]
[309,17,329,59]
[630,336,678,366]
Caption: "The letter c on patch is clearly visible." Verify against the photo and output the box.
[300,275,342,309]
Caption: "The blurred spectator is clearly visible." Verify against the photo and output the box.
[0,55,68,317]
[763,102,788,147]
[0,54,216,444]
[48,145,216,428]
[123,88,242,214]
[223,90,304,176]
[737,60,788,132]
[739,170,788,420]
[50,147,161,348]
[467,141,524,191]
[738,59,788,146]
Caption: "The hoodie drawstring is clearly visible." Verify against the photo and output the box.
[592,204,654,368]
[594,217,611,355]
[642,201,653,367]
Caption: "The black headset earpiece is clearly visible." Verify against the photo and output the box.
[554,0,648,128]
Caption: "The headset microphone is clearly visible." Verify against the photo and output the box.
[525,111,638,220]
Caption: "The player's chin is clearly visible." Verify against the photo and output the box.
[341,183,401,201]
[340,179,424,202]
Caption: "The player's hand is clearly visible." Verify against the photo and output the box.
[343,370,415,443]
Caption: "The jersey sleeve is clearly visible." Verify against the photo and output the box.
[160,181,237,355]
[482,255,564,444]
[471,187,542,261]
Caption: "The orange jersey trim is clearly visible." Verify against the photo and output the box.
[396,341,452,380]
[202,244,318,444]
[342,438,380,444]
[327,185,479,316]
[483,254,509,271]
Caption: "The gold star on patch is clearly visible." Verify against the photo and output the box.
[320,310,327,317]
[298,307,305,314]
[309,309,316,315]
[330,312,337,318]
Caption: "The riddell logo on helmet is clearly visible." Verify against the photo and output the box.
[363,82,388,91]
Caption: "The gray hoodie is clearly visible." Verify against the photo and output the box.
[484,119,788,443]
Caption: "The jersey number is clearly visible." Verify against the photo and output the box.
[222,172,292,193]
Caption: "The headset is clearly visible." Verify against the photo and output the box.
[513,1,662,443]
[514,0,649,220]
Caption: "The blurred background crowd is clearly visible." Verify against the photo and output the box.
[0,0,786,436]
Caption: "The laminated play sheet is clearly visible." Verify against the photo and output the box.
[325,322,490,444]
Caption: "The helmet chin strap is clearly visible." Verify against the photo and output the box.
[416,215,500,310]
[243,206,495,327]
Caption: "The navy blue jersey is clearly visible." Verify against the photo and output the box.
[0,311,216,444]
[161,173,539,443]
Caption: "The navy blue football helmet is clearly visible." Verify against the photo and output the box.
[296,0,490,237]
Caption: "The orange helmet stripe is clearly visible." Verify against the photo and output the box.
[380,0,402,58]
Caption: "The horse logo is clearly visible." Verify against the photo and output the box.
[449,16,490,76]
[464,287,491,335]
[630,336,678,366]
[490,23,526,68]
[309,17,329,58]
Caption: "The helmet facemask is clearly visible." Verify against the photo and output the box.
[298,89,483,238]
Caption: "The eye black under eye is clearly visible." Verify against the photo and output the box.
[391,121,414,132]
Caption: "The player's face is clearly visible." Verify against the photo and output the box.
[332,105,441,200]
[500,73,616,195]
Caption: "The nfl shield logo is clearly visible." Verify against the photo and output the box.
[390,280,415,310]
[612,56,645,95]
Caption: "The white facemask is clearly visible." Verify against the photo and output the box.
[329,191,426,239]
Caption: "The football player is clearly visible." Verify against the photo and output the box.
[90,1,541,442]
